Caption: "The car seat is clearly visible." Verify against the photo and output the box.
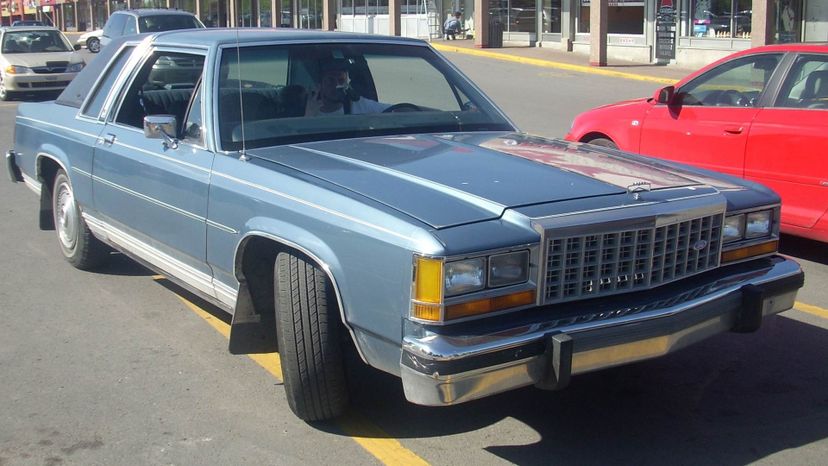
[800,70,828,108]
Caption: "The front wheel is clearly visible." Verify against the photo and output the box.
[275,252,349,421]
[586,137,618,149]
[52,170,109,270]
[86,37,100,53]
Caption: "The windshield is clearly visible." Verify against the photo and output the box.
[217,43,513,150]
[139,15,204,32]
[1,30,72,53]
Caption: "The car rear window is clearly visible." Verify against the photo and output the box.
[139,15,203,32]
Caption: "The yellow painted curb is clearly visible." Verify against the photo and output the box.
[431,42,677,85]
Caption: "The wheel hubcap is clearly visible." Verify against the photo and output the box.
[56,182,77,251]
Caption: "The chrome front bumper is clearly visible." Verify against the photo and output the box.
[400,255,803,406]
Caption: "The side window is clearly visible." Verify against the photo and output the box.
[774,54,828,110]
[115,52,205,131]
[82,46,136,118]
[103,14,127,38]
[183,82,204,145]
[677,54,782,107]
[365,54,462,111]
[123,17,138,36]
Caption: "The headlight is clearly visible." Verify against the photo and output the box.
[723,214,745,242]
[489,251,530,288]
[4,65,30,75]
[412,250,535,323]
[67,62,85,73]
[745,210,772,239]
[445,258,486,296]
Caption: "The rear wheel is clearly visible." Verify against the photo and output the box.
[586,137,618,149]
[274,252,349,421]
[86,37,100,53]
[52,170,109,270]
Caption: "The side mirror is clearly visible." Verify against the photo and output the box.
[73,44,82,51]
[143,115,179,150]
[654,85,675,105]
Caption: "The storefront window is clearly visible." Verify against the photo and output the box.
[199,0,227,27]
[774,0,801,43]
[297,0,322,28]
[489,0,536,34]
[578,0,644,35]
[542,0,560,33]
[132,0,167,8]
[109,0,127,12]
[689,0,752,39]
[170,0,197,14]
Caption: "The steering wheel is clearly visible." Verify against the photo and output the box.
[382,103,421,113]
[717,90,749,107]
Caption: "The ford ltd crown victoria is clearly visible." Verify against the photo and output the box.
[6,29,804,421]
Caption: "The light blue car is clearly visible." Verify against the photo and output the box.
[6,29,804,421]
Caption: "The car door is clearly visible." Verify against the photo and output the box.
[745,53,828,230]
[92,48,215,293]
[639,53,785,178]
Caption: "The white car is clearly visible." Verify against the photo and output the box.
[76,28,102,53]
[0,26,85,101]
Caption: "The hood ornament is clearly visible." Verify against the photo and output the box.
[627,181,651,200]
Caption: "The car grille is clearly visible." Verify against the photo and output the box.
[26,81,70,88]
[543,213,723,304]
[31,61,69,74]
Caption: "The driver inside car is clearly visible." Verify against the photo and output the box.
[304,58,390,116]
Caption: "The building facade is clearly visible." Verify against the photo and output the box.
[3,1,826,68]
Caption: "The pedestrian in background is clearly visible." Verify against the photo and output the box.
[444,12,464,40]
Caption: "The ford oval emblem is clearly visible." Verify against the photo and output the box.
[692,239,708,251]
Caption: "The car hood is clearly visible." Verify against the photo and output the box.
[248,133,733,229]
[3,51,79,67]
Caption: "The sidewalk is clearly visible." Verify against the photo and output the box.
[430,39,693,85]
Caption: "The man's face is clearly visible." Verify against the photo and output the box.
[320,70,349,101]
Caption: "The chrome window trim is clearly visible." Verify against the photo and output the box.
[78,42,139,120]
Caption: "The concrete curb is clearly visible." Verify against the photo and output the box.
[431,43,677,85]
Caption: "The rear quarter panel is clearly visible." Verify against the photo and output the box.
[14,102,101,208]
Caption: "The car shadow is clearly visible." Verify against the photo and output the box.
[89,251,155,277]
[780,234,828,266]
[329,314,828,464]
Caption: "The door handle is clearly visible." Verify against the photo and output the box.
[97,133,116,146]
[723,126,744,135]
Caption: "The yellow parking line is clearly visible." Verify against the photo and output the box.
[431,42,676,85]
[169,288,428,465]
[795,301,828,320]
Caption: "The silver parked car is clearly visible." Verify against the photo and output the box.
[6,30,804,421]
[99,9,204,51]
[0,26,84,100]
